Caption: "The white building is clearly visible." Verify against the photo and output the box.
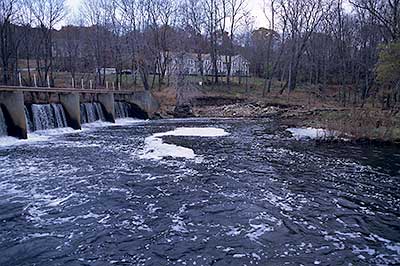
[162,52,250,77]
[95,68,117,75]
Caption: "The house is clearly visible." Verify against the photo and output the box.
[204,54,250,76]
[96,68,117,75]
[161,52,250,77]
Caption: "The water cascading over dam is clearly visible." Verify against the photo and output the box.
[114,102,132,119]
[80,102,106,124]
[0,107,7,136]
[24,106,33,132]
[25,104,68,132]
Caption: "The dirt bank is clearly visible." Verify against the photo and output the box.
[153,88,400,144]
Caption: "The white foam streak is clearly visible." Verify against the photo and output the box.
[81,118,146,130]
[81,120,113,129]
[0,127,76,148]
[154,127,229,138]
[0,119,147,149]
[114,118,146,126]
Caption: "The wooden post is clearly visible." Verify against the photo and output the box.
[89,80,93,90]
[81,79,84,89]
[18,73,22,87]
[33,74,37,87]
[47,75,50,88]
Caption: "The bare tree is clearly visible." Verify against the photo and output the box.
[18,1,36,85]
[81,0,112,87]
[350,0,400,42]
[26,0,65,87]
[261,0,287,95]
[204,0,221,84]
[118,0,140,86]
[278,0,332,93]
[222,0,248,87]
[0,0,19,85]
[145,0,177,88]
[181,0,207,81]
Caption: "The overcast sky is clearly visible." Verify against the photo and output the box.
[66,0,268,27]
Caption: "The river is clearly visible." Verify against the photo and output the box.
[0,118,399,265]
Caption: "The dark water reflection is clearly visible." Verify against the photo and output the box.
[0,118,399,265]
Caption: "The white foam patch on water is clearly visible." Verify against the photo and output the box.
[0,127,75,148]
[141,127,229,160]
[0,119,147,149]
[246,223,273,243]
[142,136,195,160]
[287,127,338,140]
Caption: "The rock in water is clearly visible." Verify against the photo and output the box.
[173,104,194,118]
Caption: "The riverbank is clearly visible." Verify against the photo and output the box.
[153,86,400,144]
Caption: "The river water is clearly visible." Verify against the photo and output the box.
[0,118,399,265]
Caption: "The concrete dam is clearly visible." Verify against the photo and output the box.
[0,87,159,139]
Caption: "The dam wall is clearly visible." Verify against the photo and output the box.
[98,93,115,123]
[0,88,159,139]
[115,91,159,118]
[60,93,81,130]
[0,92,27,139]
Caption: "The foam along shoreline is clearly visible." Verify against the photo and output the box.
[141,127,230,160]
[287,127,339,140]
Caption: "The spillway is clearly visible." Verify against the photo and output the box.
[115,102,132,118]
[25,104,68,132]
[80,102,106,124]
[0,107,7,136]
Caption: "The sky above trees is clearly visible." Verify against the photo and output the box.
[66,0,268,27]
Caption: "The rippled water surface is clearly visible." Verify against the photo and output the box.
[0,118,399,265]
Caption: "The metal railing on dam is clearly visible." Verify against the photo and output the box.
[0,86,159,139]
[0,85,140,94]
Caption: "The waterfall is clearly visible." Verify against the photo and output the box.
[24,106,33,133]
[0,107,7,136]
[29,104,68,132]
[115,102,131,118]
[80,102,106,124]
[52,104,68,129]
[94,103,106,121]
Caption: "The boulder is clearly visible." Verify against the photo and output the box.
[173,104,194,118]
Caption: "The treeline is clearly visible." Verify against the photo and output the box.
[0,0,250,90]
[247,0,400,108]
[0,0,399,108]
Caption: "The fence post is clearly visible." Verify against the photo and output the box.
[47,75,50,88]
[18,72,22,87]
[33,74,37,87]
[72,77,75,88]
[81,79,84,89]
